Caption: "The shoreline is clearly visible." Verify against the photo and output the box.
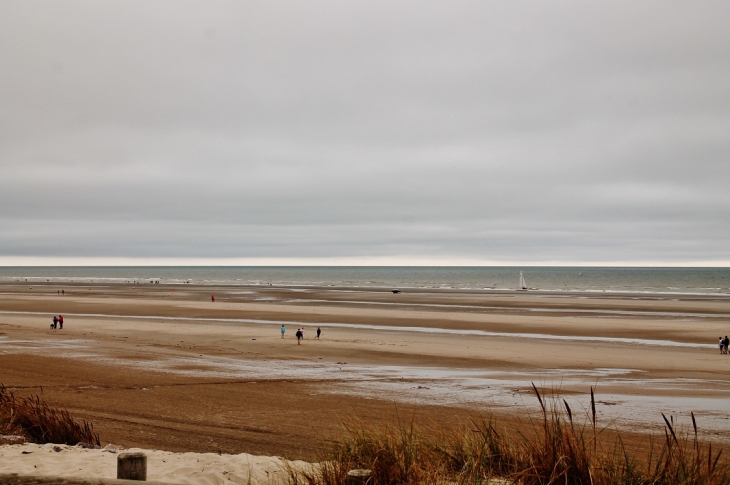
[3,281,730,299]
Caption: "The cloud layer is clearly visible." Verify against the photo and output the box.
[1,1,729,264]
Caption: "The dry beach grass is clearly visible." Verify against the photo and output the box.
[0,384,99,447]
[292,387,730,485]
[1,384,727,485]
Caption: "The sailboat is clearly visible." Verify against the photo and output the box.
[519,270,527,290]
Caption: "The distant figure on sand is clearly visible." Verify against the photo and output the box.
[281,325,286,338]
[316,327,321,339]
[58,315,64,330]
[52,316,58,329]
[295,328,303,345]
[211,295,215,302]
[723,336,729,354]
[721,337,725,354]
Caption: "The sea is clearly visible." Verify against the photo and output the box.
[1,266,729,295]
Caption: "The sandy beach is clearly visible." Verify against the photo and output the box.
[1,282,729,471]
[0,443,307,484]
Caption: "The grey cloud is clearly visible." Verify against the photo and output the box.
[1,1,729,263]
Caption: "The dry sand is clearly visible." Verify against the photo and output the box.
[1,282,729,479]
[0,443,308,484]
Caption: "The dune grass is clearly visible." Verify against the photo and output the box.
[0,384,100,446]
[289,385,729,485]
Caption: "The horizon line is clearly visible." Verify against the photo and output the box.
[0,256,729,268]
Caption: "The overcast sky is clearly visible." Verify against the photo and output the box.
[1,1,729,266]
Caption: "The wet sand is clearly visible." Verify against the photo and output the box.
[1,282,729,459]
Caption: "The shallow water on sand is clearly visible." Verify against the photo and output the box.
[0,311,716,348]
[2,335,728,436]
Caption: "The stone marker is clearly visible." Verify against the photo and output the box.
[117,452,147,481]
[345,469,372,485]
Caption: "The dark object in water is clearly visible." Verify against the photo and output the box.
[392,289,401,294]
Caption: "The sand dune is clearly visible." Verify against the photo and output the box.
[0,443,309,485]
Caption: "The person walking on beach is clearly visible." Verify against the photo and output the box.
[295,328,303,345]
[281,325,286,338]
[52,316,58,329]
[721,337,725,354]
[58,315,64,330]
[211,295,215,302]
[316,327,321,339]
[723,336,729,355]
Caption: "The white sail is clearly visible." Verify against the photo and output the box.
[519,271,527,290]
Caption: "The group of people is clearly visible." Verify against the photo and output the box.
[280,324,322,344]
[719,336,729,354]
[50,315,64,329]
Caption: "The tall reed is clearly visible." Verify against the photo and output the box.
[290,386,729,485]
[0,384,100,446]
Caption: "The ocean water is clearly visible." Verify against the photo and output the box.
[1,266,729,295]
